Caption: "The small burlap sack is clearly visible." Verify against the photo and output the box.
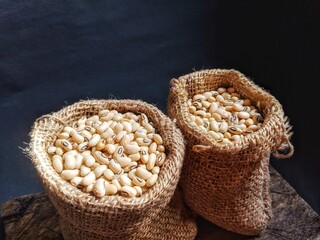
[168,69,294,236]
[28,99,197,240]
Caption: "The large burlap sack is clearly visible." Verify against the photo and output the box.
[28,99,197,240]
[168,69,294,236]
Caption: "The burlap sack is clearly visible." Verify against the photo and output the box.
[168,69,294,236]
[28,99,197,240]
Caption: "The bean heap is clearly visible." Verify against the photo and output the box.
[187,87,264,144]
[47,110,166,198]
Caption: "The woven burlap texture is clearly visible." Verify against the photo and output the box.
[168,69,294,236]
[28,99,197,240]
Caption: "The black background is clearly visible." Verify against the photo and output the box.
[1,1,319,238]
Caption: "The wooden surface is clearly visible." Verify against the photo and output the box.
[1,167,320,240]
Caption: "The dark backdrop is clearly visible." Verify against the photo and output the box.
[1,0,319,238]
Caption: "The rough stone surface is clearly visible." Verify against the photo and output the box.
[2,167,320,240]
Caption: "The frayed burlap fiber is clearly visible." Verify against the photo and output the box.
[168,69,294,236]
[28,99,197,240]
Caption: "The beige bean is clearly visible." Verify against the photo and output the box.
[69,130,84,144]
[128,169,137,179]
[193,94,206,101]
[103,169,115,181]
[228,126,242,134]
[121,186,137,197]
[58,132,69,139]
[96,139,106,151]
[153,134,163,145]
[80,130,92,141]
[63,126,73,134]
[78,142,89,152]
[101,128,114,139]
[189,106,196,113]
[147,153,156,170]
[47,146,57,155]
[146,174,158,187]
[245,118,254,126]
[106,183,118,195]
[231,134,241,141]
[195,116,204,125]
[202,92,212,99]
[248,125,259,131]
[210,120,219,132]
[237,124,247,131]
[113,113,123,122]
[98,109,109,117]
[128,153,140,161]
[120,174,132,186]
[194,110,206,118]
[233,103,243,111]
[61,170,79,180]
[144,123,154,133]
[131,121,140,132]
[109,159,122,174]
[94,165,107,178]
[94,151,110,165]
[157,145,165,152]
[211,113,222,122]
[87,115,99,122]
[209,102,218,113]
[116,156,131,168]
[80,165,91,177]
[113,123,123,134]
[132,175,146,187]
[238,111,250,119]
[81,150,91,156]
[82,172,96,186]
[136,167,152,180]
[156,152,166,166]
[124,144,140,155]
[140,148,149,164]
[93,179,106,197]
[133,186,143,197]
[64,155,76,170]
[84,183,94,193]
[63,150,77,157]
[224,132,232,139]
[61,140,72,151]
[52,155,63,173]
[84,155,95,167]
[208,131,220,140]
[201,100,211,108]
[100,112,114,121]
[152,166,160,174]
[123,162,138,172]
[88,134,101,147]
[217,87,226,94]
[70,176,83,187]
[105,144,116,154]
[119,134,131,146]
[122,121,133,133]
[148,142,157,154]
[219,121,228,133]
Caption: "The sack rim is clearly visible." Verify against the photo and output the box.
[169,68,288,156]
[29,99,184,211]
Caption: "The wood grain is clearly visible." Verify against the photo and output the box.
[2,167,319,240]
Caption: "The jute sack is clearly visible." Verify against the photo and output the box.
[28,99,197,240]
[168,69,294,236]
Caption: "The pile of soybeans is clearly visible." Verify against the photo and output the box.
[187,87,264,144]
[46,110,166,198]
